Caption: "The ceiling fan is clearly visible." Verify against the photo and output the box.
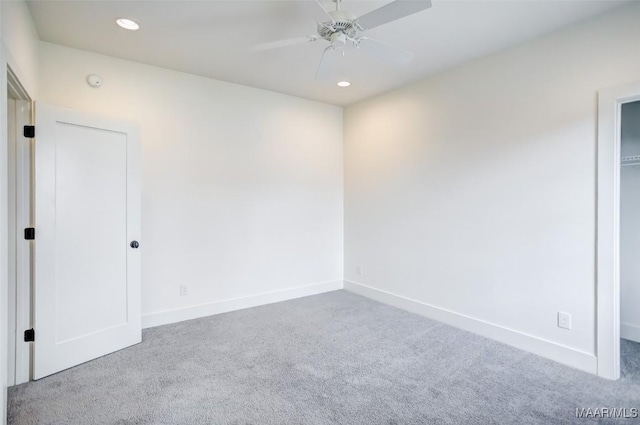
[252,0,433,80]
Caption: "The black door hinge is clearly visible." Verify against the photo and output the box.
[24,329,34,342]
[24,227,35,240]
[23,125,35,138]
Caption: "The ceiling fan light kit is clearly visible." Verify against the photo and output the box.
[329,32,347,48]
[253,0,432,82]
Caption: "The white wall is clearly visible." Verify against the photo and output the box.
[344,3,640,372]
[1,0,39,97]
[621,101,640,343]
[38,42,343,327]
[0,6,6,421]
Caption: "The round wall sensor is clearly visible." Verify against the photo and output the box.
[87,75,103,88]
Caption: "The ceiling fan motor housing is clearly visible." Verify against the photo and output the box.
[317,9,359,43]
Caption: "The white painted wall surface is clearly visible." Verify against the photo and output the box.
[38,43,343,326]
[344,3,640,368]
[1,0,39,97]
[621,101,640,343]
[0,32,6,425]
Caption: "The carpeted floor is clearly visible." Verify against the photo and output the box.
[8,290,640,424]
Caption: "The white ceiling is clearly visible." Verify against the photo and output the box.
[26,0,627,106]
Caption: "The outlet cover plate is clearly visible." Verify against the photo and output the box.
[558,311,571,330]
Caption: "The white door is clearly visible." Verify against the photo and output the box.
[33,102,141,379]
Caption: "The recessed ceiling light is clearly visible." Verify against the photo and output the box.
[337,81,351,87]
[116,18,140,31]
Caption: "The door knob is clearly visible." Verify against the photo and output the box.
[130,241,140,249]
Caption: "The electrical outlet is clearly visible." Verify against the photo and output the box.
[356,264,363,275]
[558,312,571,330]
[180,284,189,296]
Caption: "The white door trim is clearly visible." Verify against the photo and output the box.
[6,66,33,386]
[597,80,640,380]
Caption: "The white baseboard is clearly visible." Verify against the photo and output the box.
[621,322,640,343]
[344,280,598,374]
[142,280,344,329]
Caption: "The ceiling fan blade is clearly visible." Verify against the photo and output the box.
[312,0,335,23]
[315,46,339,81]
[357,38,414,65]
[355,0,432,30]
[251,36,317,51]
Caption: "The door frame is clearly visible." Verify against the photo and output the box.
[2,51,35,425]
[596,80,640,380]
[6,66,33,386]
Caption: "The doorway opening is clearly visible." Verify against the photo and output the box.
[597,80,640,380]
[6,66,33,386]
[619,100,640,379]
